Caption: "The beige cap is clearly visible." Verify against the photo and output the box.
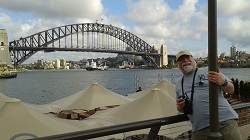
[176,50,192,61]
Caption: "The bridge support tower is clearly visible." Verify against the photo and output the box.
[0,29,11,66]
[160,44,168,68]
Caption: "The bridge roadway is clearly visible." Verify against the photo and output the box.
[10,47,160,56]
[9,46,177,66]
[8,22,176,66]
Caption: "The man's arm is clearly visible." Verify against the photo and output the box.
[220,81,234,94]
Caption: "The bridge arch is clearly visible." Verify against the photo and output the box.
[8,23,167,67]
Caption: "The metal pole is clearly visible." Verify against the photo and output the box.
[207,0,222,139]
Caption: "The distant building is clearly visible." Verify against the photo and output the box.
[220,52,225,58]
[60,58,66,69]
[0,29,11,66]
[55,60,60,69]
[152,44,159,53]
[37,59,44,65]
[230,46,236,57]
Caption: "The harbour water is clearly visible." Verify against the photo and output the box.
[0,68,249,104]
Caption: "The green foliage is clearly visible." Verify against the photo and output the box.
[134,60,144,66]
[197,63,207,67]
[231,78,250,101]
[234,79,239,96]
[239,80,245,98]
[166,64,177,69]
[219,62,250,68]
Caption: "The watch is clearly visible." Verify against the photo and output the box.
[220,79,228,87]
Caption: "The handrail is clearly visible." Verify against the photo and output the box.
[32,114,189,140]
[32,103,250,140]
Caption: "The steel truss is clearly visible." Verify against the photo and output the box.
[9,23,161,67]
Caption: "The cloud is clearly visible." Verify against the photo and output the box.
[0,0,250,63]
[218,17,250,49]
[125,0,205,40]
[0,13,11,23]
[218,0,250,19]
[217,0,250,54]
[125,0,206,54]
[0,0,104,40]
[171,0,198,24]
[0,0,104,19]
[125,0,250,56]
[125,0,171,25]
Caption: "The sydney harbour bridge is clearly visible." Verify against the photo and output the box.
[6,23,176,68]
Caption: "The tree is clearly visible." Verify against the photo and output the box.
[234,79,240,98]
[245,82,250,101]
[239,80,245,100]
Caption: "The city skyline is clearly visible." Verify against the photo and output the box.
[0,0,250,64]
[26,45,249,65]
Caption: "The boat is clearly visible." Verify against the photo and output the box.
[86,60,108,71]
[97,62,108,71]
[118,61,134,69]
[85,59,98,71]
[0,71,17,79]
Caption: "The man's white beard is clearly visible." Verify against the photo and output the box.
[183,65,193,73]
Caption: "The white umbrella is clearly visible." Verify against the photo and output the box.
[89,88,191,139]
[29,82,132,113]
[127,80,176,100]
[91,88,177,122]
[0,96,81,140]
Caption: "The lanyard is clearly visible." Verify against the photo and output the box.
[181,68,198,101]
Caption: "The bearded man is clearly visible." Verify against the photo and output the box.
[175,50,242,140]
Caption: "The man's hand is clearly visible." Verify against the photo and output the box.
[176,98,185,112]
[207,68,225,86]
[207,68,234,94]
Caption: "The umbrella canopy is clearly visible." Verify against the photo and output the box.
[29,82,132,113]
[0,96,81,140]
[55,82,132,110]
[91,88,178,123]
[0,93,11,108]
[89,88,190,139]
[127,80,176,100]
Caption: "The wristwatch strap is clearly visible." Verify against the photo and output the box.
[220,79,228,87]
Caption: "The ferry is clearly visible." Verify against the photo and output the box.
[86,60,108,71]
[86,60,98,71]
[0,71,17,79]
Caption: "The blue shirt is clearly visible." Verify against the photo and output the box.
[175,67,238,132]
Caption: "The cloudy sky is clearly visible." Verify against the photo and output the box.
[0,0,249,64]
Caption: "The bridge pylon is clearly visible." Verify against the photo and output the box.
[0,29,11,66]
[160,44,168,68]
[143,44,168,68]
